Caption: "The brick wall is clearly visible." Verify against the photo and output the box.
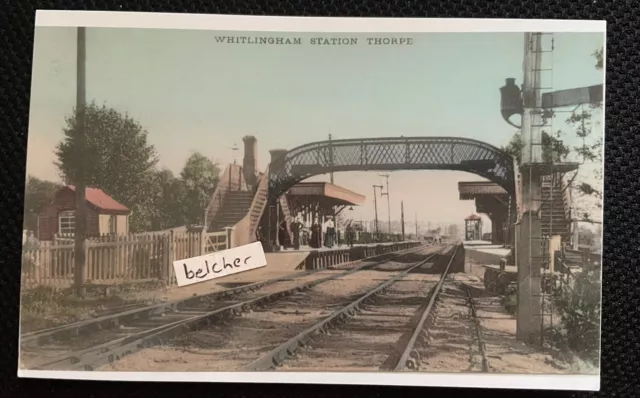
[37,188,100,240]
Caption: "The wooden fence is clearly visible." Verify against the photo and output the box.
[21,228,231,291]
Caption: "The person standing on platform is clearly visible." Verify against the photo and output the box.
[346,220,354,248]
[310,218,321,249]
[291,216,302,250]
[325,217,335,248]
[278,217,291,250]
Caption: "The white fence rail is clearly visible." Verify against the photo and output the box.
[21,229,231,291]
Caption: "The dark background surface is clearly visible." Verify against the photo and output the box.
[1,1,637,397]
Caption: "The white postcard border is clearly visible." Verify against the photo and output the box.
[19,370,599,391]
[35,11,605,33]
[23,10,605,392]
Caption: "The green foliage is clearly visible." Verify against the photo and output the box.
[55,102,159,232]
[501,133,524,164]
[23,176,62,232]
[503,47,604,219]
[541,130,571,164]
[54,102,222,233]
[148,168,188,230]
[593,47,604,70]
[180,152,221,226]
[551,265,601,364]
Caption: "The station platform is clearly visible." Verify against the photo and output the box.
[272,241,423,270]
[265,251,312,271]
[159,241,421,303]
[463,241,511,265]
[277,241,414,253]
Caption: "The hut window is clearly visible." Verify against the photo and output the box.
[59,210,75,236]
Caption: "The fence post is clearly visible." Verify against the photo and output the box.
[225,227,235,249]
[166,230,174,285]
[80,238,89,291]
[199,227,207,256]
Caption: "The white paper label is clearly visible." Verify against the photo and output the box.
[173,242,267,287]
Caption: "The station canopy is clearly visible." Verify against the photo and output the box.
[458,181,508,201]
[287,182,366,210]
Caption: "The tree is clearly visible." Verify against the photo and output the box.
[501,47,604,221]
[55,102,159,232]
[23,176,62,232]
[562,48,604,219]
[445,223,460,238]
[180,152,220,226]
[148,169,187,230]
[544,47,603,365]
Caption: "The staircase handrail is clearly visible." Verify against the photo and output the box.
[204,164,247,228]
[561,175,573,221]
[230,165,270,247]
[249,166,270,238]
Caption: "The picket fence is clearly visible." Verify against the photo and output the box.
[21,229,231,291]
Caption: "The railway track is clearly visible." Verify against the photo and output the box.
[462,282,490,372]
[101,244,448,372]
[21,243,431,371]
[407,278,491,373]
[242,244,460,372]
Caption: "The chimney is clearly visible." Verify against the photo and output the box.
[269,149,288,173]
[242,135,258,189]
[269,148,287,178]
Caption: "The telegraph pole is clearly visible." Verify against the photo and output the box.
[379,173,391,234]
[517,32,545,343]
[400,201,405,241]
[74,27,88,297]
[373,185,382,239]
[414,212,418,237]
[498,33,602,344]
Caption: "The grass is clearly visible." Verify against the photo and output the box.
[19,280,170,334]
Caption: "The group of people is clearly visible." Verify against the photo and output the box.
[274,215,357,250]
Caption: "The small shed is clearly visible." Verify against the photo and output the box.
[464,213,483,241]
[36,185,131,241]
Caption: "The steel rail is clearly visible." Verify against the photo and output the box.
[393,243,460,371]
[28,244,434,371]
[21,243,422,346]
[21,271,313,345]
[462,282,490,372]
[242,245,453,371]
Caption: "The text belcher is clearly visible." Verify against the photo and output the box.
[173,241,268,287]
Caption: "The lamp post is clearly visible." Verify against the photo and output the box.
[373,185,383,241]
[400,201,405,241]
[379,173,391,234]
[230,143,239,164]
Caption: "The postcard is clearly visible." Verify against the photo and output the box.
[19,11,605,391]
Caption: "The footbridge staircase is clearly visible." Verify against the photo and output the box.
[514,169,573,244]
[205,163,271,248]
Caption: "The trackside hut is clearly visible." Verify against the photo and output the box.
[36,185,131,241]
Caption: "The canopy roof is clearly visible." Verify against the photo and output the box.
[287,182,366,207]
[458,181,509,200]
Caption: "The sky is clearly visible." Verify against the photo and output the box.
[26,27,604,232]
